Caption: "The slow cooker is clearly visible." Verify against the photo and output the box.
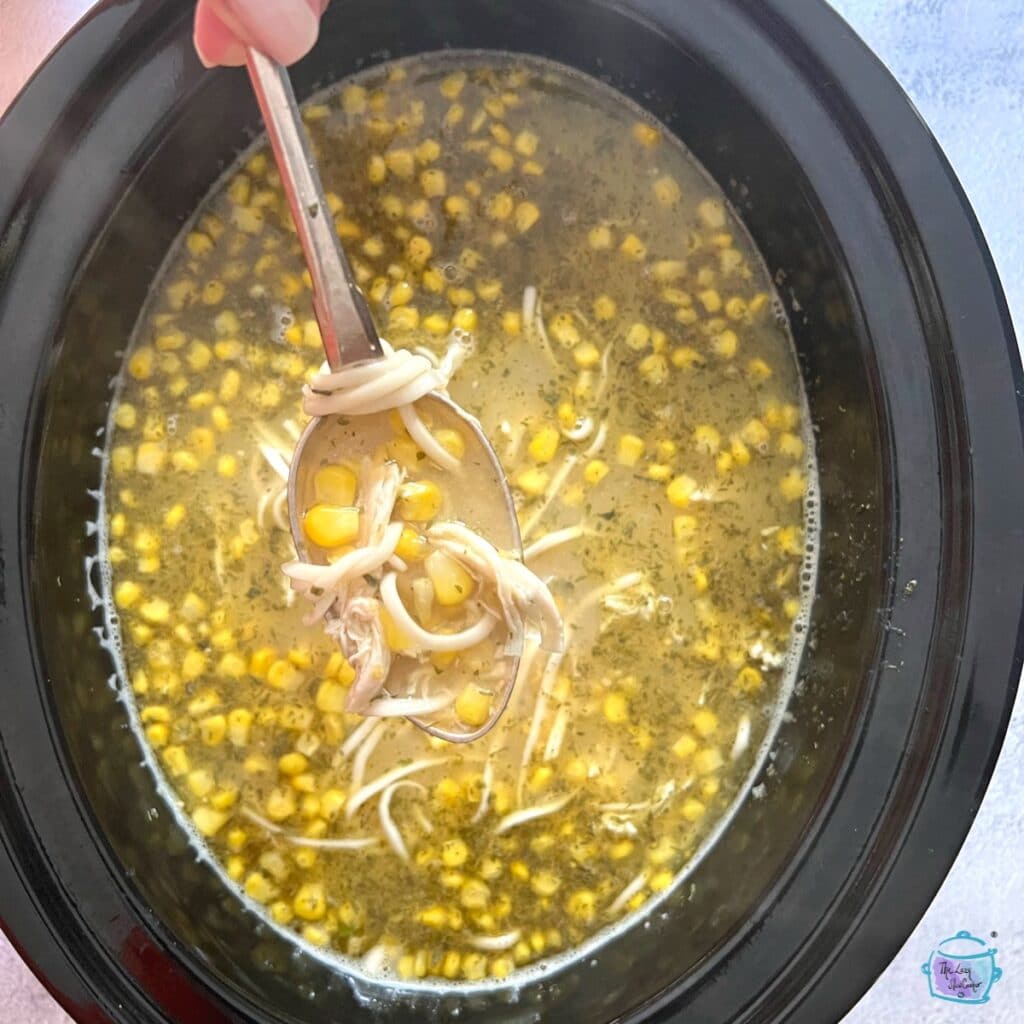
[1,0,1022,1021]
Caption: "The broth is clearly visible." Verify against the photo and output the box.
[101,53,815,983]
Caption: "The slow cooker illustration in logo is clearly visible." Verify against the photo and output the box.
[922,931,1002,1004]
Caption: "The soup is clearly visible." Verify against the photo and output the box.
[101,53,815,984]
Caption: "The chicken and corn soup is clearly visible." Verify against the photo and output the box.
[102,55,816,984]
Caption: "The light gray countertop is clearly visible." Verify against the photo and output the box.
[0,1,1021,1021]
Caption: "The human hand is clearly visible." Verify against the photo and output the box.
[194,0,328,68]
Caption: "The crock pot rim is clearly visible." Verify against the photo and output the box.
[1,1,1022,1022]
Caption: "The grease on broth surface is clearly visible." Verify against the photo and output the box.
[102,54,814,982]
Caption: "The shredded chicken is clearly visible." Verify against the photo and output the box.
[281,335,565,727]
[428,521,563,655]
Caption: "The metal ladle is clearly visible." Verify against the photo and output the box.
[245,49,522,743]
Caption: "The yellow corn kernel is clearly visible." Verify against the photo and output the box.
[451,307,478,332]
[302,503,361,549]
[381,147,413,180]
[179,592,207,622]
[224,708,252,746]
[267,659,305,692]
[586,297,616,327]
[208,406,232,436]
[135,442,166,476]
[201,279,224,306]
[178,648,207,683]
[666,474,697,507]
[314,680,348,714]
[510,861,530,882]
[579,459,609,487]
[278,752,308,777]
[567,889,597,923]
[694,746,724,775]
[776,525,803,557]
[697,198,727,229]
[199,714,226,746]
[711,329,738,360]
[689,566,709,593]
[397,480,443,521]
[364,153,387,185]
[309,464,355,508]
[693,634,721,662]
[741,357,773,384]
[695,289,720,314]
[603,692,629,724]
[779,432,805,459]
[632,121,661,147]
[434,777,463,808]
[514,467,549,498]
[488,146,514,172]
[638,352,669,384]
[405,234,433,268]
[387,305,420,333]
[424,549,475,607]
[212,453,236,479]
[290,881,326,922]
[690,426,721,457]
[138,598,170,625]
[160,744,189,777]
[389,280,414,307]
[247,647,275,680]
[171,450,199,473]
[110,446,133,475]
[191,806,228,837]
[415,312,447,337]
[456,952,485,981]
[418,904,448,929]
[389,526,426,564]
[114,580,142,609]
[652,172,683,204]
[588,224,612,250]
[526,426,559,464]
[672,733,698,760]
[415,167,445,198]
[737,663,770,696]
[531,870,561,897]
[455,684,492,728]
[114,403,138,430]
[339,83,367,114]
[667,348,699,374]
[692,709,719,738]
[619,233,646,260]
[187,768,215,800]
[265,786,297,822]
[722,295,747,320]
[438,837,469,869]
[515,200,540,233]
[648,870,674,894]
[617,434,644,467]
[486,192,514,220]
[243,871,276,904]
[128,348,154,380]
[779,469,806,502]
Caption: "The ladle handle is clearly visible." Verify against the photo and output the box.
[245,48,381,371]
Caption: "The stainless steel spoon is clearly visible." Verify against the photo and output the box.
[245,49,521,743]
